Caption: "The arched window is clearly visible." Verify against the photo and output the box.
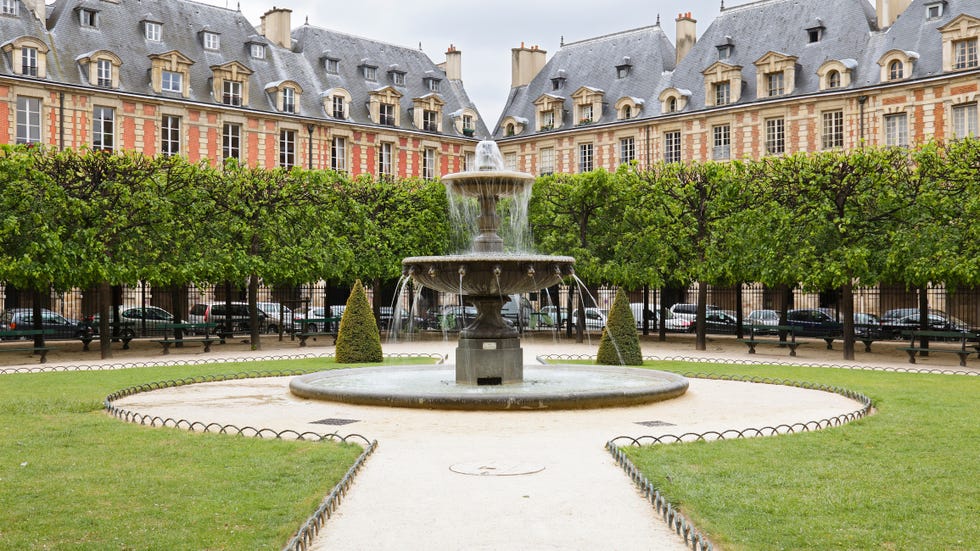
[623,105,632,119]
[827,70,841,89]
[889,60,904,80]
[667,97,677,113]
[506,123,515,136]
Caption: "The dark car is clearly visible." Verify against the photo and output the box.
[187,302,267,333]
[0,308,92,340]
[879,308,970,339]
[853,312,882,339]
[427,305,477,331]
[667,310,739,333]
[379,306,427,330]
[785,308,843,337]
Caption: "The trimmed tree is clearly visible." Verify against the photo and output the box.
[335,279,383,363]
[597,287,642,365]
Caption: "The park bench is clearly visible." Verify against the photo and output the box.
[151,323,218,355]
[0,329,57,363]
[899,330,977,367]
[818,334,878,353]
[295,317,340,347]
[737,324,802,356]
[87,321,136,350]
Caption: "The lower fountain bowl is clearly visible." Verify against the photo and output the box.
[290,364,689,411]
[402,254,575,296]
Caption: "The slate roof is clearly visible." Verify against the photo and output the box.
[0,0,485,138]
[495,0,978,138]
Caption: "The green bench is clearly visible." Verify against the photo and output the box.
[899,330,977,367]
[151,323,219,354]
[737,324,802,356]
[295,317,339,347]
[0,329,57,363]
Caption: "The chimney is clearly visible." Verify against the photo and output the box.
[876,0,913,29]
[676,12,697,65]
[21,0,45,23]
[260,7,293,49]
[511,43,547,88]
[444,44,462,81]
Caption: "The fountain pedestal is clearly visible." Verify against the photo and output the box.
[456,337,522,385]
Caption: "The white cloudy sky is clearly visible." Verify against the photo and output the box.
[196,1,780,126]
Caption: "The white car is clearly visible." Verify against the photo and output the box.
[572,308,607,329]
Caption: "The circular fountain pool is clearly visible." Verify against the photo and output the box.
[289,364,689,411]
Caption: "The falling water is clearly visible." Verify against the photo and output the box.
[570,273,627,365]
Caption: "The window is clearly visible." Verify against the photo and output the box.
[953,39,978,69]
[807,27,822,43]
[578,143,593,172]
[540,110,554,130]
[379,103,395,126]
[145,21,161,41]
[16,97,41,144]
[926,2,944,19]
[827,70,841,89]
[822,110,844,149]
[539,147,554,175]
[617,65,631,79]
[282,87,296,113]
[717,45,732,60]
[92,106,114,152]
[161,115,180,156]
[622,105,632,120]
[203,32,220,50]
[22,47,37,77]
[222,81,242,106]
[332,95,345,118]
[579,104,593,124]
[503,152,517,170]
[884,113,908,146]
[363,66,377,81]
[391,72,405,86]
[422,148,436,180]
[464,151,475,172]
[97,59,112,87]
[888,60,904,80]
[714,81,731,106]
[462,114,474,133]
[161,70,182,93]
[423,110,438,132]
[331,137,347,172]
[251,44,266,59]
[506,123,515,136]
[666,97,677,113]
[324,58,339,74]
[953,103,977,138]
[767,72,785,96]
[426,78,440,92]
[279,130,296,168]
[664,131,681,163]
[378,142,393,177]
[222,123,241,160]
[80,9,97,27]
[712,124,730,160]
[1,0,18,16]
[765,118,785,155]
[620,137,635,165]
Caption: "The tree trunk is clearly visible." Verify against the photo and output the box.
[735,283,745,340]
[248,273,260,351]
[31,290,44,350]
[695,282,708,351]
[841,282,855,361]
[641,284,650,336]
[918,285,930,356]
[99,281,112,359]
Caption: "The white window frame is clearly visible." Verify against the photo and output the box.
[422,148,436,180]
[379,103,396,126]
[539,147,555,175]
[331,136,347,172]
[332,95,345,119]
[378,142,393,177]
[161,70,182,93]
[92,106,114,152]
[822,110,844,150]
[767,72,785,97]
[22,47,38,77]
[161,115,180,156]
[145,21,162,42]
[712,125,731,160]
[953,39,979,70]
[926,2,944,20]
[504,152,517,171]
[765,118,785,155]
[80,9,97,27]
[888,60,904,80]
[97,59,112,87]
[1,0,18,16]
[222,80,242,106]
[363,66,377,81]
[952,103,978,138]
[222,123,241,160]
[279,129,296,168]
[16,97,41,144]
[391,72,405,86]
[578,143,594,173]
[423,110,438,132]
[325,58,339,74]
[664,131,681,163]
[714,81,730,106]
[619,137,635,165]
[203,32,220,51]
[282,87,296,113]
[250,44,266,60]
[884,113,908,147]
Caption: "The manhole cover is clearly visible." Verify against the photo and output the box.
[636,420,675,427]
[310,418,359,426]
[449,461,545,476]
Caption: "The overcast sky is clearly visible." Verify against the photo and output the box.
[198,1,764,126]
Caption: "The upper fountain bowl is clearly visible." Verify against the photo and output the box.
[442,170,535,199]
[402,254,575,296]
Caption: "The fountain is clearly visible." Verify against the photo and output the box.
[290,141,688,410]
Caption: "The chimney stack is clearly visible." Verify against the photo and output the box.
[675,12,697,65]
[444,44,462,81]
[511,43,547,88]
[21,0,45,23]
[260,7,293,49]
[876,0,913,29]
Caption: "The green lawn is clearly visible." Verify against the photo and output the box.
[0,359,387,550]
[623,362,979,551]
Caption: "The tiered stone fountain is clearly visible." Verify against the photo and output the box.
[290,141,687,410]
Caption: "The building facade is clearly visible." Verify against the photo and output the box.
[493,0,980,173]
[0,0,486,177]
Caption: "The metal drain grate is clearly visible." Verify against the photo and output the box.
[636,420,675,427]
[311,418,359,426]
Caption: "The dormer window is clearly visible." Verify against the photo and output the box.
[331,95,344,118]
[506,123,516,136]
[954,39,978,69]
[615,96,642,120]
[324,57,339,74]
[551,77,565,90]
[623,105,632,119]
[362,65,377,81]
[807,26,824,43]
[22,47,38,76]
[498,116,525,137]
[222,81,242,106]
[579,104,593,124]
[827,70,841,88]
[541,111,554,129]
[423,110,438,132]
[939,15,980,72]
[889,60,904,79]
[250,44,266,59]
[1,0,18,16]
[162,71,182,93]
[211,61,252,107]
[379,103,395,126]
[667,97,677,112]
[715,81,731,105]
[77,50,122,89]
[755,51,798,98]
[203,32,220,51]
[767,72,785,96]
[79,8,98,28]
[97,59,112,87]
[282,87,296,113]
[716,38,734,60]
[616,58,632,79]
[324,88,351,120]
[413,94,445,132]
[390,71,406,86]
[369,87,403,126]
[425,77,441,92]
[5,37,50,79]
[144,21,162,42]
[266,80,303,114]
[703,62,743,106]
[879,49,918,82]
[926,2,945,20]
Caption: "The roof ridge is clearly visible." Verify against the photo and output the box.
[299,24,430,58]
[562,23,665,48]
[721,0,797,15]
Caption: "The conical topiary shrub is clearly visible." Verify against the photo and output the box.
[334,279,384,363]
[596,288,642,365]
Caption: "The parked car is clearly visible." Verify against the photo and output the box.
[379,306,427,330]
[785,308,843,337]
[853,312,882,339]
[292,306,337,333]
[879,308,970,339]
[187,302,266,333]
[256,302,294,334]
[427,305,477,331]
[0,308,92,340]
[665,310,739,333]
[90,306,175,338]
[668,303,721,321]
[572,307,607,330]
[630,303,658,329]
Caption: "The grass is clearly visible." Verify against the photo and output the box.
[0,357,428,550]
[623,362,979,550]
